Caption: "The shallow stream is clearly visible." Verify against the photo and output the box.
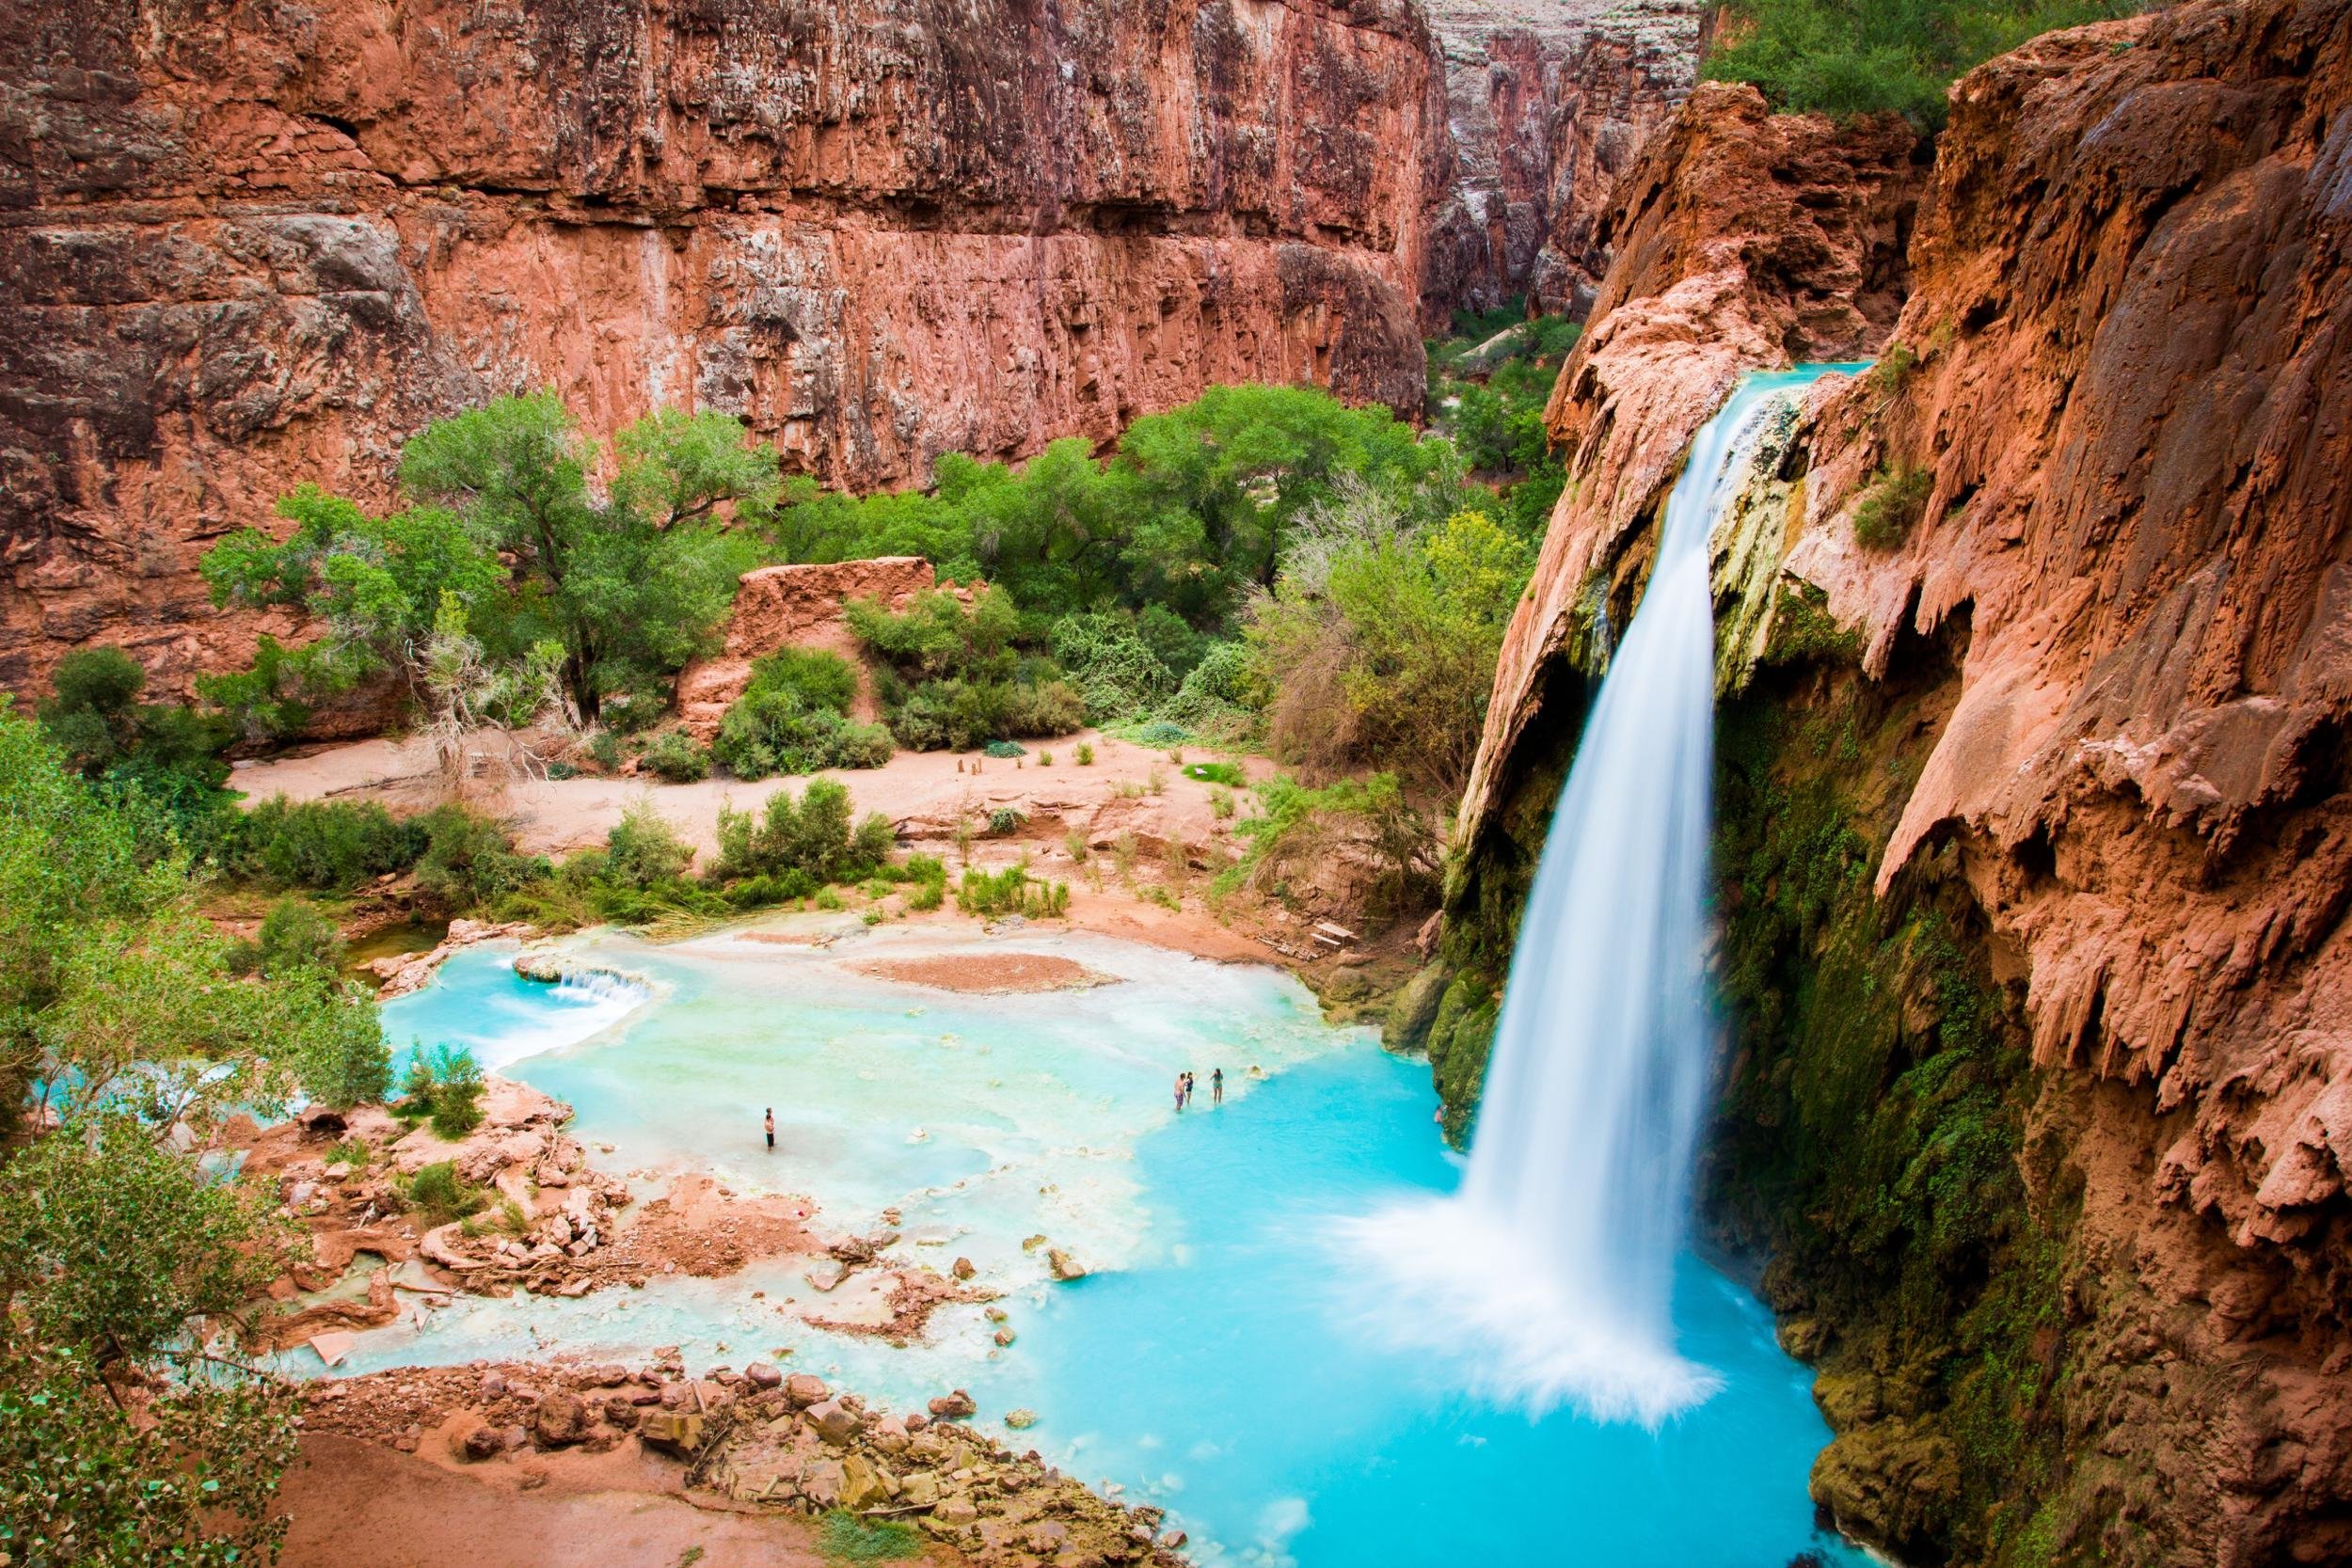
[359,922,1861,1567]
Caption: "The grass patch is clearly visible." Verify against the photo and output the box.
[1853,466,1933,550]
[816,1509,919,1562]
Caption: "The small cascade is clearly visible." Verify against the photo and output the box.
[1344,367,1853,1424]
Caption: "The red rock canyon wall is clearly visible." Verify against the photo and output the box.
[0,0,1444,696]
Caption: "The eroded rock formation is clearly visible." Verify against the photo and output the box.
[1434,2,2352,1562]
[675,555,948,736]
[1454,80,1923,855]
[1418,0,1704,317]
[1,0,1441,698]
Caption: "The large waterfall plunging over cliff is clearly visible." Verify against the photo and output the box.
[1345,368,1851,1425]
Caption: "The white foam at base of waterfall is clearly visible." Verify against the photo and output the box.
[1341,367,1860,1426]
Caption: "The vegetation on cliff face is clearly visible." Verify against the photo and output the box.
[1705,0,2137,124]
[1708,653,2075,1566]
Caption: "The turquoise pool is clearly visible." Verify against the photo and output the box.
[366,924,1860,1567]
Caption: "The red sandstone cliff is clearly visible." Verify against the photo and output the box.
[1417,0,1704,318]
[674,556,951,736]
[1454,2,2352,1560]
[1455,80,1923,842]
[0,0,1442,697]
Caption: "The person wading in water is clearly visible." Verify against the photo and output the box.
[764,1108,775,1149]
[1212,1068,1224,1106]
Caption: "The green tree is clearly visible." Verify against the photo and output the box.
[0,1115,300,1567]
[1117,384,1442,616]
[1705,0,2134,125]
[399,394,770,720]
[1248,507,1533,797]
[1,704,387,1138]
[36,645,230,793]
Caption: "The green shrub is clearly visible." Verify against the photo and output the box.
[606,799,696,888]
[400,1159,487,1226]
[956,864,1070,918]
[1074,742,1095,766]
[207,797,427,892]
[229,896,346,978]
[850,588,1083,750]
[1049,613,1176,721]
[1038,751,1053,767]
[37,645,231,796]
[1704,0,2131,127]
[712,779,895,886]
[988,806,1026,836]
[641,729,710,783]
[1182,761,1246,788]
[982,739,1027,759]
[1853,466,1934,550]
[816,1507,920,1562]
[415,806,545,911]
[711,650,892,779]
[399,1041,486,1139]
[585,730,625,770]
[1131,721,1189,748]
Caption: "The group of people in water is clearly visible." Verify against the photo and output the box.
[1175,1068,1223,1111]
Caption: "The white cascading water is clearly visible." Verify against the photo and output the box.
[1343,368,1851,1425]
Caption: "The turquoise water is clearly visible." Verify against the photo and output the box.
[365,925,1860,1567]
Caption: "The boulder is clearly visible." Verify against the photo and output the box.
[455,1419,504,1463]
[928,1389,977,1419]
[1046,1248,1088,1281]
[532,1391,592,1448]
[805,1398,861,1445]
[1004,1408,1039,1430]
[784,1372,830,1407]
[638,1410,707,1456]
[744,1361,785,1389]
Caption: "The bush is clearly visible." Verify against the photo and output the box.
[207,797,427,892]
[38,646,231,794]
[982,739,1027,759]
[988,806,1026,836]
[1182,761,1246,787]
[1852,466,1934,550]
[1074,742,1095,766]
[1164,641,1267,733]
[1049,613,1176,721]
[816,1508,920,1563]
[415,806,545,910]
[1704,0,2131,127]
[401,1159,488,1225]
[712,779,895,886]
[956,864,1071,918]
[230,896,346,978]
[710,650,892,779]
[1131,721,1188,748]
[850,587,1084,750]
[399,1042,486,1140]
[641,729,710,783]
[605,799,696,888]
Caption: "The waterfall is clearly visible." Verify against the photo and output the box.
[1342,368,1852,1425]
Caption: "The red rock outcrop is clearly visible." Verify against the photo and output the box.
[1418,0,1704,318]
[0,0,1442,700]
[1455,81,1923,843]
[673,556,950,735]
[1452,2,2352,1561]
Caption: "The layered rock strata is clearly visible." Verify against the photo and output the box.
[1,0,1441,698]
[1418,0,1705,316]
[1429,3,2352,1562]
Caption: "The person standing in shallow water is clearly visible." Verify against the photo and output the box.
[1173,1073,1186,1113]
[1212,1068,1224,1106]
[763,1108,775,1148]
